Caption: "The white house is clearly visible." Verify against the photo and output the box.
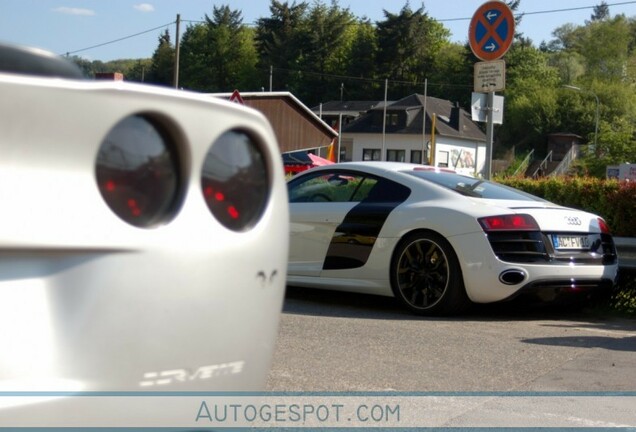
[319,94,487,176]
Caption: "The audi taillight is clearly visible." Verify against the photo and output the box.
[598,218,611,234]
[201,129,269,232]
[95,114,182,228]
[479,214,539,232]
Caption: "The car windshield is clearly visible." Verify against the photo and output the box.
[403,169,545,201]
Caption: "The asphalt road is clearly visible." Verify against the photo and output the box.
[267,287,636,392]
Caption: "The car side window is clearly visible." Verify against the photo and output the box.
[350,178,378,201]
[360,178,411,203]
[288,172,372,203]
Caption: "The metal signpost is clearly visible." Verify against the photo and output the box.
[468,1,515,179]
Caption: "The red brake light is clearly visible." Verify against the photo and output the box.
[96,115,182,228]
[201,129,269,232]
[598,218,611,234]
[479,214,539,231]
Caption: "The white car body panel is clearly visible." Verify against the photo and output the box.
[0,72,289,393]
[289,202,356,276]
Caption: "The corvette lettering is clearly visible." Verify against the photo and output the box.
[139,361,245,387]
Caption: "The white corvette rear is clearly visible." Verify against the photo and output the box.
[0,43,288,395]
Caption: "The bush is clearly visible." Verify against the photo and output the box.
[611,270,636,315]
[497,177,636,237]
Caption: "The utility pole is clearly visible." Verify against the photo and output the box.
[484,91,494,180]
[173,14,181,89]
[381,79,388,161]
[422,79,428,164]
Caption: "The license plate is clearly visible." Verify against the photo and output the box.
[552,235,590,250]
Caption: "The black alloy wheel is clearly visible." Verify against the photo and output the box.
[390,232,469,316]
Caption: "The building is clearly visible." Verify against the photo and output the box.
[95,72,124,81]
[316,94,487,176]
[210,91,337,155]
[312,100,388,130]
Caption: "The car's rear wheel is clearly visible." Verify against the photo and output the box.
[390,232,469,316]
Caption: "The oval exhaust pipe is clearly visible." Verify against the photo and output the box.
[499,269,526,285]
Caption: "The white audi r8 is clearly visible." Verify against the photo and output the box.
[287,162,618,315]
[0,42,288,398]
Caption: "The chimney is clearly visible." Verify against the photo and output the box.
[95,72,124,81]
[450,102,465,134]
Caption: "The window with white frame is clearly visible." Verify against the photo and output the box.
[386,150,405,162]
[438,150,449,168]
[362,149,381,161]
[386,113,399,126]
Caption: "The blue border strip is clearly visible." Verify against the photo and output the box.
[0,391,635,397]
[0,428,634,432]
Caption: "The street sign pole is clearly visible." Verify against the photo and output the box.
[484,91,495,180]
[468,1,515,180]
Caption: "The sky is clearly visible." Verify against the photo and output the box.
[1,0,636,62]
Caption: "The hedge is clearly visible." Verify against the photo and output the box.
[497,177,636,237]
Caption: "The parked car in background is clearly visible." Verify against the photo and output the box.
[0,43,288,396]
[287,162,618,315]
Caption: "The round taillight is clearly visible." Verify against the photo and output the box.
[201,130,269,232]
[95,115,181,228]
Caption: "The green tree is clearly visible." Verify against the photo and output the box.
[580,117,636,176]
[580,16,631,79]
[255,1,309,92]
[494,10,636,169]
[179,23,210,90]
[297,1,356,103]
[497,44,560,154]
[344,19,380,99]
[569,80,636,175]
[542,23,586,53]
[147,29,175,86]
[546,16,631,80]
[375,3,450,97]
[428,42,473,107]
[178,6,259,92]
[505,43,559,87]
[204,5,258,91]
[536,10,636,177]
[499,84,560,155]
[125,59,152,82]
[590,1,610,22]
[547,51,586,84]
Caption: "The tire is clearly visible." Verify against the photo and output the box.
[390,231,470,316]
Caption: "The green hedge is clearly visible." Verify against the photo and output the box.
[497,177,636,237]
[612,270,636,315]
